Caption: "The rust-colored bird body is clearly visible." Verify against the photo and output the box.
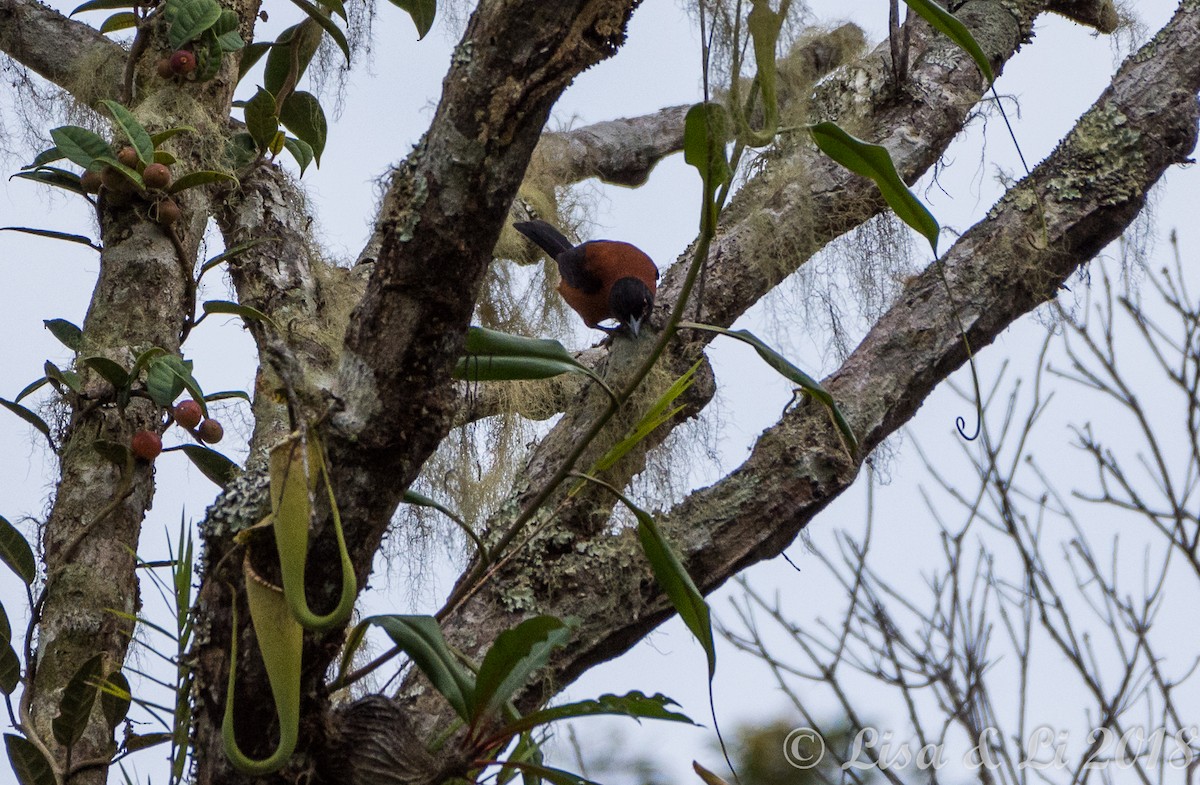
[513,220,658,336]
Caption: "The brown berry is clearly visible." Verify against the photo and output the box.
[174,399,203,429]
[155,198,182,225]
[143,162,172,190]
[80,169,103,194]
[157,57,174,79]
[100,166,130,193]
[131,430,163,461]
[169,50,197,76]
[117,146,139,169]
[197,419,224,444]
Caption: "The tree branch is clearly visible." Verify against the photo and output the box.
[0,0,125,103]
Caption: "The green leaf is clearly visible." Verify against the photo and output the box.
[0,399,54,451]
[263,22,322,95]
[808,121,940,255]
[315,0,347,21]
[24,147,65,168]
[683,102,732,231]
[53,652,103,747]
[243,87,280,153]
[0,516,35,585]
[149,127,196,146]
[153,150,177,166]
[79,355,131,389]
[212,9,245,51]
[282,137,314,176]
[44,360,82,394]
[279,91,326,165]
[5,734,56,785]
[195,28,224,82]
[99,670,132,729]
[99,100,154,165]
[145,356,194,407]
[99,11,137,33]
[362,615,474,719]
[14,378,48,404]
[43,319,82,351]
[200,240,266,276]
[166,169,237,194]
[92,156,144,190]
[225,131,258,169]
[454,356,582,382]
[8,168,87,196]
[237,41,271,84]
[203,389,251,403]
[590,360,700,474]
[679,321,858,455]
[0,642,20,695]
[0,602,10,643]
[216,27,245,52]
[499,691,696,737]
[473,616,572,723]
[1,226,98,249]
[387,0,436,39]
[70,0,137,14]
[464,326,581,364]
[164,0,223,49]
[283,0,350,60]
[903,0,993,83]
[48,126,111,170]
[202,299,276,329]
[175,444,239,486]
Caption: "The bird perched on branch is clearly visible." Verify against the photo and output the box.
[513,219,659,337]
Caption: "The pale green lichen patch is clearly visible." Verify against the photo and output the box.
[1046,103,1144,207]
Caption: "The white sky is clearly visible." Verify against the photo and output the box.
[2,1,1200,783]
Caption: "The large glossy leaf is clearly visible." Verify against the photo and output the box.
[99,670,132,729]
[499,691,696,737]
[53,652,103,747]
[176,444,239,486]
[808,121,940,255]
[243,88,280,153]
[43,319,82,351]
[0,642,20,695]
[99,100,154,165]
[455,326,595,384]
[5,734,56,785]
[279,91,326,165]
[9,169,87,196]
[903,0,993,83]
[473,616,572,724]
[362,615,474,719]
[387,0,436,39]
[145,356,189,407]
[679,321,858,455]
[79,355,131,389]
[0,516,35,585]
[263,21,323,96]
[48,126,111,170]
[164,0,223,49]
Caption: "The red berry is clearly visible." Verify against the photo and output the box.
[169,50,196,76]
[174,400,203,429]
[197,419,224,444]
[131,430,162,461]
[142,163,171,190]
[117,146,139,169]
[100,166,130,193]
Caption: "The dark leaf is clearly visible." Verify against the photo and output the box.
[99,11,137,32]
[53,653,103,747]
[5,734,56,785]
[164,0,223,49]
[500,691,696,737]
[175,444,239,486]
[0,399,54,452]
[166,170,237,194]
[282,137,314,176]
[0,516,35,585]
[99,670,132,729]
[9,168,87,197]
[279,91,326,165]
[387,0,436,39]
[1,226,98,249]
[99,100,154,165]
[79,355,131,389]
[362,615,474,719]
[473,616,572,723]
[49,126,111,170]
[903,0,993,82]
[283,0,350,60]
[43,319,82,351]
[0,642,19,695]
[243,87,280,153]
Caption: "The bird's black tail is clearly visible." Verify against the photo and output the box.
[513,220,574,258]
